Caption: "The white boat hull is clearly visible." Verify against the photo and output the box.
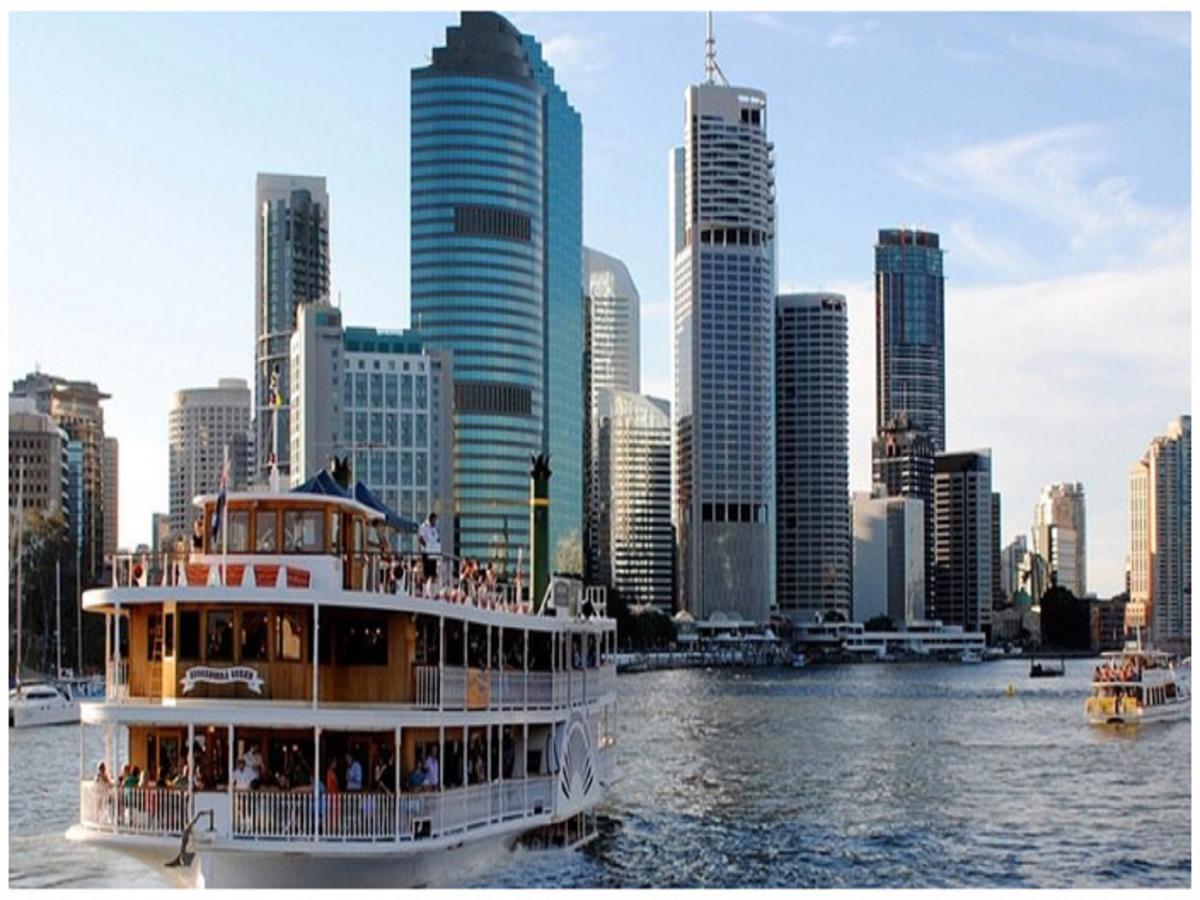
[1087,696,1190,726]
[9,698,79,728]
[68,823,525,888]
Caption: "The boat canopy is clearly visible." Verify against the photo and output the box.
[289,472,417,533]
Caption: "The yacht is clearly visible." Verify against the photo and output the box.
[9,681,78,728]
[959,648,983,665]
[65,479,617,888]
[1085,640,1189,725]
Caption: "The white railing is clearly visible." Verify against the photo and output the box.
[441,667,466,709]
[232,789,315,839]
[80,784,190,835]
[415,665,439,708]
[105,658,129,701]
[318,791,396,841]
[491,670,528,708]
[80,778,558,844]
[569,671,585,704]
[528,672,553,707]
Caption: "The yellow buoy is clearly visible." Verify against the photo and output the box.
[1005,684,1017,697]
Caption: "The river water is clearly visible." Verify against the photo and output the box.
[8,660,1191,888]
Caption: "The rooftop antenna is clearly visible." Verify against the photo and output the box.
[704,12,728,86]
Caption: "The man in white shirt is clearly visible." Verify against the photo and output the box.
[418,513,441,587]
[243,742,263,781]
[422,747,440,791]
[231,758,255,791]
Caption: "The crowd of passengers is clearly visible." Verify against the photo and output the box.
[1093,656,1167,683]
[93,733,522,798]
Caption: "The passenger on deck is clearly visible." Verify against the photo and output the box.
[345,750,363,792]
[94,761,111,785]
[406,765,425,792]
[231,758,255,791]
[423,747,440,792]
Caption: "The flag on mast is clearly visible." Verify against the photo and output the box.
[212,447,230,540]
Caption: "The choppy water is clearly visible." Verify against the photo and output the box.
[8,660,1191,888]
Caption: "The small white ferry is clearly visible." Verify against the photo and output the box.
[1085,639,1189,726]
[65,477,617,888]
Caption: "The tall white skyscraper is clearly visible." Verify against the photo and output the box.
[852,487,925,627]
[254,173,330,484]
[584,246,641,580]
[1128,415,1190,644]
[168,379,252,537]
[671,24,775,622]
[1032,482,1087,596]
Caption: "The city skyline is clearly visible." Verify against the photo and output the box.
[9,12,1190,595]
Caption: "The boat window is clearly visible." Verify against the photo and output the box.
[275,611,305,661]
[255,510,278,553]
[335,612,388,666]
[164,612,175,658]
[147,612,163,661]
[179,611,200,659]
[226,510,250,553]
[240,610,269,662]
[206,611,234,662]
[284,509,325,553]
[329,513,341,554]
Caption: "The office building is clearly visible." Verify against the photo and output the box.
[1032,482,1087,596]
[150,512,170,554]
[168,379,253,537]
[594,390,674,611]
[852,487,925,626]
[932,449,993,633]
[872,412,936,611]
[875,228,945,451]
[291,304,454,528]
[775,293,850,623]
[102,436,119,561]
[1128,415,1191,644]
[999,535,1028,606]
[8,396,70,519]
[671,29,776,622]
[254,173,330,483]
[523,32,585,575]
[584,246,641,579]
[412,13,582,577]
[11,372,110,582]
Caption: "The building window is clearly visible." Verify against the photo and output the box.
[453,204,532,243]
[454,382,532,416]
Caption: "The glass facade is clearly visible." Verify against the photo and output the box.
[874,228,945,452]
[411,13,545,576]
[523,34,584,577]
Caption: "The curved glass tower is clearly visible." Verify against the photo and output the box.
[412,12,584,577]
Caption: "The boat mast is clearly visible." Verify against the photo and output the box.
[56,558,62,678]
[13,459,23,685]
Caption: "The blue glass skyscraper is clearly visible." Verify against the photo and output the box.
[874,228,945,452]
[412,13,583,579]
[522,33,583,576]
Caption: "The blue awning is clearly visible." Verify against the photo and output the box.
[354,481,418,533]
[290,469,352,499]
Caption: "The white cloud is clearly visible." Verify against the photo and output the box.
[894,124,1188,262]
[1008,32,1128,73]
[1100,13,1190,50]
[538,31,609,83]
[946,218,1032,275]
[742,12,791,33]
[824,257,1189,597]
[826,19,877,49]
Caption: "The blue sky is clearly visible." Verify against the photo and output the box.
[9,11,1191,595]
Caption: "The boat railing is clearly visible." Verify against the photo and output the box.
[232,789,316,839]
[415,665,440,708]
[80,783,189,835]
[80,777,557,844]
[104,658,128,701]
[527,672,553,708]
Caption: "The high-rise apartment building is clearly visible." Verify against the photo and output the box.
[932,449,993,633]
[8,396,70,519]
[584,246,641,579]
[150,512,170,554]
[875,228,945,452]
[11,372,110,582]
[254,173,330,484]
[102,437,119,559]
[593,390,674,611]
[775,293,850,623]
[671,34,776,622]
[168,379,253,537]
[852,487,925,626]
[1128,416,1191,644]
[290,301,454,528]
[412,13,582,578]
[1032,482,1087,596]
